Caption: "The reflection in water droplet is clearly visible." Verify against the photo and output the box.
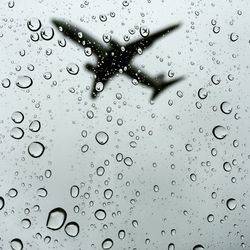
[102,238,113,249]
[11,111,24,123]
[64,222,80,237]
[95,209,106,220]
[27,17,42,31]
[10,127,24,140]
[95,131,109,145]
[46,207,67,230]
[10,238,23,250]
[16,76,33,89]
[212,126,228,140]
[66,63,79,75]
[28,141,45,158]
[226,198,237,211]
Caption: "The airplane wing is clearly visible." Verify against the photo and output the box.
[52,19,106,56]
[125,65,184,100]
[125,23,181,52]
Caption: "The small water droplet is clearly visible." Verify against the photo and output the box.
[102,238,113,249]
[212,126,228,140]
[64,222,80,237]
[95,131,109,145]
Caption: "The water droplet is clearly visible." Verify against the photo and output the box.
[190,173,197,182]
[1,78,11,88]
[104,189,113,199]
[97,166,105,176]
[211,75,221,85]
[27,17,42,31]
[223,162,232,172]
[103,33,111,43]
[28,141,45,158]
[66,63,79,75]
[10,239,23,250]
[16,76,33,89]
[0,197,5,210]
[11,111,24,123]
[81,144,89,153]
[118,230,125,239]
[95,209,106,220]
[124,157,133,166]
[10,127,24,140]
[21,218,31,229]
[140,26,150,38]
[198,88,208,99]
[40,26,54,40]
[230,33,239,42]
[8,188,18,197]
[46,207,67,230]
[70,185,79,198]
[212,126,228,140]
[37,188,47,197]
[226,198,237,211]
[95,131,109,145]
[102,238,113,249]
[95,82,104,92]
[220,102,232,114]
[193,245,204,250]
[64,222,80,237]
[207,214,214,222]
[168,243,175,250]
[29,120,41,132]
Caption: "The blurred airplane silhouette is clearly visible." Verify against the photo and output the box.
[52,19,184,100]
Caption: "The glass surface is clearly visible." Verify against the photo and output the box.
[0,0,249,249]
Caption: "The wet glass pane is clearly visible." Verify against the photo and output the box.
[0,0,249,249]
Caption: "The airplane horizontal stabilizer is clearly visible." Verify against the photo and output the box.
[151,76,184,100]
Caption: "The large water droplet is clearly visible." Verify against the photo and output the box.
[10,127,24,140]
[193,245,204,250]
[104,189,113,199]
[212,126,228,140]
[16,76,33,89]
[29,120,41,132]
[70,185,79,198]
[21,218,31,229]
[10,239,23,250]
[66,63,79,75]
[95,131,109,145]
[40,26,54,40]
[0,196,5,210]
[95,209,106,220]
[226,198,237,211]
[220,102,232,114]
[168,243,175,250]
[46,207,67,230]
[102,238,113,249]
[1,78,11,88]
[27,17,42,31]
[64,222,80,237]
[11,111,24,124]
[28,141,45,158]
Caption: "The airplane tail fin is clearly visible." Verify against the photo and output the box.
[151,76,184,100]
